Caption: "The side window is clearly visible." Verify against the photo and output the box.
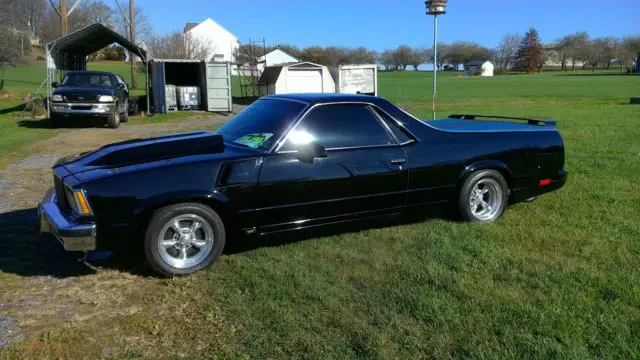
[282,104,395,150]
[372,108,412,143]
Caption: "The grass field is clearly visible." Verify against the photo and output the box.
[0,63,639,359]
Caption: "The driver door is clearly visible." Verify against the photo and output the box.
[257,103,408,234]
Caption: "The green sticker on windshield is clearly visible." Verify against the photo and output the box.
[234,133,273,148]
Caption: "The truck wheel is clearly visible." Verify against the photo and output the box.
[459,169,508,222]
[144,203,226,276]
[106,108,120,129]
[121,101,129,123]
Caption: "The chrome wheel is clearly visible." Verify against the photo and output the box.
[469,178,502,221]
[157,214,214,269]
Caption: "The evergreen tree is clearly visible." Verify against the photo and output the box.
[513,28,543,73]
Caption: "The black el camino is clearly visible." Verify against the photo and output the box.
[38,94,567,276]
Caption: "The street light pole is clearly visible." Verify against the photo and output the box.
[432,14,438,120]
[425,0,447,120]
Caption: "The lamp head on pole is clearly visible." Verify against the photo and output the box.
[425,0,447,15]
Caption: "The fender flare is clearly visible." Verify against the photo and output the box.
[133,190,231,218]
[458,160,513,186]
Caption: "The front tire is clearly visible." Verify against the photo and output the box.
[106,106,121,129]
[459,170,508,222]
[144,203,226,276]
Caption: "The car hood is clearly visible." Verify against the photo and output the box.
[56,131,256,180]
[53,87,115,96]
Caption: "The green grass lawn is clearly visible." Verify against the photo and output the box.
[1,65,640,359]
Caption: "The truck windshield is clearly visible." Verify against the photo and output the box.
[61,73,114,87]
[216,99,305,150]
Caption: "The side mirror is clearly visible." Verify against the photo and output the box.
[51,82,58,88]
[296,141,327,160]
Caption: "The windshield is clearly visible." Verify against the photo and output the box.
[216,99,306,150]
[61,73,114,87]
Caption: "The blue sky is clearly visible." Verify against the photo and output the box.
[139,0,638,50]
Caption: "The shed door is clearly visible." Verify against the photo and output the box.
[286,69,323,93]
[205,63,232,112]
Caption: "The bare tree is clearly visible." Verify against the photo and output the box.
[496,33,522,69]
[112,2,151,43]
[147,30,213,60]
[616,36,640,72]
[408,47,431,71]
[566,32,589,70]
[378,50,395,71]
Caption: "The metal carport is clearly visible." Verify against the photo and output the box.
[45,23,149,117]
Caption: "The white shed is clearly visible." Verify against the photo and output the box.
[258,62,336,95]
[329,64,377,96]
[464,60,494,77]
[183,18,239,63]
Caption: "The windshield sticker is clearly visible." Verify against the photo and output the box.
[234,133,274,148]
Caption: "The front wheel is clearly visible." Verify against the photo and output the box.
[458,170,508,222]
[144,203,226,276]
[106,107,120,128]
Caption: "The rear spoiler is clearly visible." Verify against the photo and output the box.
[449,114,557,127]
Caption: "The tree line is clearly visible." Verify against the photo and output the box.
[1,0,638,73]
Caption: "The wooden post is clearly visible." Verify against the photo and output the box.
[130,0,137,89]
[60,0,68,36]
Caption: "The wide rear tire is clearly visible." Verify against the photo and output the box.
[459,170,508,222]
[144,203,226,276]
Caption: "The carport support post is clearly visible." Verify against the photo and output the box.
[130,0,137,89]
[432,14,438,121]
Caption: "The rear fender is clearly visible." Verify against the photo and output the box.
[458,160,513,189]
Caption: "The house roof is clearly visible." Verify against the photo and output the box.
[258,47,299,62]
[184,18,238,42]
[48,23,147,70]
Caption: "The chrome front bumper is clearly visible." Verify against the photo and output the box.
[50,102,114,115]
[38,188,97,252]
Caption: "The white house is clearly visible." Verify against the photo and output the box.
[183,18,238,63]
[464,60,494,76]
[257,48,299,72]
[258,62,336,95]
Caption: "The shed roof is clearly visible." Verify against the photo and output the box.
[48,23,147,70]
[257,66,283,85]
[464,60,489,66]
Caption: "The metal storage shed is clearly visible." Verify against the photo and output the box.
[45,23,149,117]
[329,64,377,96]
[258,62,336,95]
[148,60,232,113]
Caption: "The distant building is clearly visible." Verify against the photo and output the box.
[257,48,299,72]
[183,18,239,63]
[258,62,336,95]
[464,60,494,76]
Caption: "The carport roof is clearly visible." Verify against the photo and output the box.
[48,23,147,70]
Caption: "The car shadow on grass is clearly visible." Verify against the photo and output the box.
[0,206,458,278]
[0,208,154,278]
[18,118,108,129]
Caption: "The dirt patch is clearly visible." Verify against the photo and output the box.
[0,112,235,348]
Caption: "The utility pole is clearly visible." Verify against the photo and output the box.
[115,0,137,88]
[48,0,82,37]
[129,0,136,89]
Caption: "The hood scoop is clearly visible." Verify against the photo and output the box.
[85,132,225,168]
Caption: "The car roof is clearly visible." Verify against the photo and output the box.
[66,71,116,76]
[262,93,386,105]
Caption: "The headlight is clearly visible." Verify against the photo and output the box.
[98,95,115,102]
[51,94,63,102]
[65,186,93,215]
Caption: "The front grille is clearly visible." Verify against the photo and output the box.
[53,174,71,210]
[71,105,92,110]
[64,94,98,103]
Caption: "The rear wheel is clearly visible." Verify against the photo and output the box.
[458,170,508,222]
[144,203,226,276]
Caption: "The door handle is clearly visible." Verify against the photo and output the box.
[390,159,406,165]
